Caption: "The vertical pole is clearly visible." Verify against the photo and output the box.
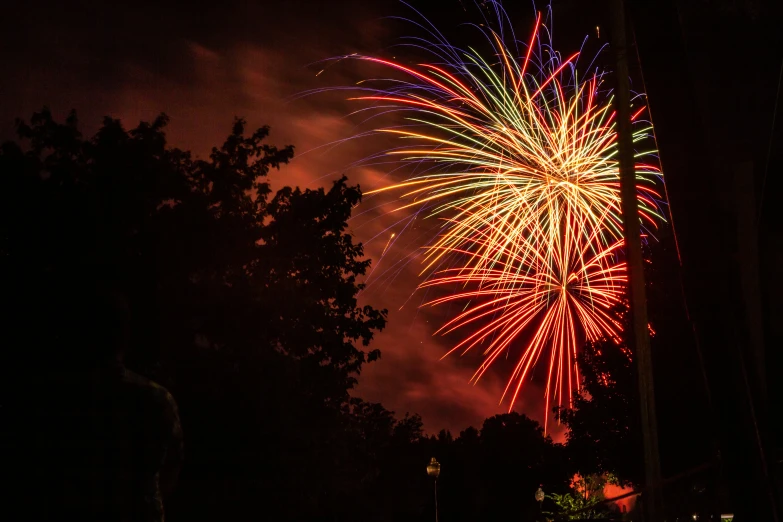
[610,0,663,520]
[434,478,439,522]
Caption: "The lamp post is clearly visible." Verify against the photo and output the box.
[426,458,441,522]
[535,486,545,519]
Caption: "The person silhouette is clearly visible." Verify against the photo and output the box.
[40,282,184,521]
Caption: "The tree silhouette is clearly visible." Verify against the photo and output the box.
[477,413,572,521]
[2,108,580,522]
[1,108,387,521]
[554,227,715,494]
[556,335,643,487]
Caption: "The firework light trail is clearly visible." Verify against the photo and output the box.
[421,209,628,428]
[311,1,664,425]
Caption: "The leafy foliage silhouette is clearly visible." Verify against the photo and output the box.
[556,333,643,488]
[1,109,390,521]
[1,109,584,521]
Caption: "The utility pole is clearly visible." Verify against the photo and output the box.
[610,0,663,520]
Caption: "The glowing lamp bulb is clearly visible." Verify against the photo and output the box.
[426,457,441,478]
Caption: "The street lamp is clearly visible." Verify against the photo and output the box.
[535,486,545,515]
[427,458,441,522]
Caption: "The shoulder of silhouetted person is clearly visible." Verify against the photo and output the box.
[37,363,184,522]
[118,365,184,472]
[120,367,185,498]
[26,276,184,522]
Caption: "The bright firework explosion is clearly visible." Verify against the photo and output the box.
[313,1,663,425]
[421,212,628,427]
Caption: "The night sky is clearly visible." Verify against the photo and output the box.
[1,0,608,435]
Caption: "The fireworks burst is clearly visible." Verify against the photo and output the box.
[421,210,627,427]
[314,1,663,425]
